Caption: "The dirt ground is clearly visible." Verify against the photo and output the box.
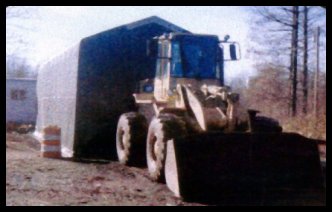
[6,133,326,206]
[6,133,203,206]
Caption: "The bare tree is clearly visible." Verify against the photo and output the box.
[247,6,326,139]
[6,7,37,55]
[290,6,299,117]
[246,65,289,120]
[298,6,325,115]
[302,6,309,115]
[313,27,320,120]
[6,56,31,78]
[250,6,299,117]
[6,6,39,78]
[248,6,325,118]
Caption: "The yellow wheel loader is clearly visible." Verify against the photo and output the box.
[116,33,324,202]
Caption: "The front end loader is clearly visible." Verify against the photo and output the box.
[115,33,324,202]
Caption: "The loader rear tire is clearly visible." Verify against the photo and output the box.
[146,114,186,182]
[116,112,147,166]
[253,116,282,133]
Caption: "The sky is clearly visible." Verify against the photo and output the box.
[7,6,255,82]
[6,6,326,83]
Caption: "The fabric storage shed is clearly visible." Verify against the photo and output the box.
[35,16,189,159]
[6,78,37,124]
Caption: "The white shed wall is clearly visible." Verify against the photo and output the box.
[6,79,37,123]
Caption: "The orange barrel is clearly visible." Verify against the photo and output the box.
[40,126,61,158]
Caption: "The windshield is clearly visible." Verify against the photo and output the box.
[171,36,219,79]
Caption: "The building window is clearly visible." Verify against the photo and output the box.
[11,89,26,100]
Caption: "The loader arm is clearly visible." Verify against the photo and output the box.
[180,84,237,132]
[181,85,207,131]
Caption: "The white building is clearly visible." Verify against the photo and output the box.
[6,78,37,124]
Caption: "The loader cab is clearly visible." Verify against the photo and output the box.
[147,33,239,102]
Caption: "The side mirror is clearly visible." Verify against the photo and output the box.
[146,39,158,57]
[230,44,237,60]
[229,43,241,60]
[219,41,241,61]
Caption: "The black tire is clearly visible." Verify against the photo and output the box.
[146,114,186,182]
[253,116,282,133]
[116,112,147,165]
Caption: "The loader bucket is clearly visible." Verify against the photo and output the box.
[165,132,325,205]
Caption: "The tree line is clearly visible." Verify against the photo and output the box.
[237,6,326,139]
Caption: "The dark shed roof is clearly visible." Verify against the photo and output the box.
[125,16,189,32]
[84,16,189,40]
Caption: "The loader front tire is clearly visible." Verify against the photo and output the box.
[146,114,186,182]
[116,112,147,166]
